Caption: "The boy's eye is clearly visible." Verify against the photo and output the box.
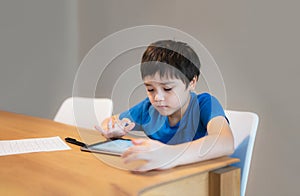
[164,88,172,91]
[147,89,154,92]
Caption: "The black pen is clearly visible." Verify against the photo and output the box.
[65,137,87,148]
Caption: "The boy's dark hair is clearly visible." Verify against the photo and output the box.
[141,40,201,87]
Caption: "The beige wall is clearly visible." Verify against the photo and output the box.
[0,0,78,118]
[1,0,299,195]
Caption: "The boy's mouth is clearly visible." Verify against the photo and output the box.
[154,102,166,106]
[155,104,168,109]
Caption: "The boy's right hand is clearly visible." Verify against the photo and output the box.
[95,116,135,139]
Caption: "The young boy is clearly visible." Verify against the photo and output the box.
[96,40,234,172]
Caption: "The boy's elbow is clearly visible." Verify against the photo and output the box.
[225,134,235,155]
[228,143,235,155]
[222,124,235,155]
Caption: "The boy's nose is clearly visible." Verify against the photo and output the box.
[154,92,165,101]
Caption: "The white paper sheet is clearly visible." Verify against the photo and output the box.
[0,136,71,156]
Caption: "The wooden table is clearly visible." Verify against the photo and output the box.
[0,111,240,196]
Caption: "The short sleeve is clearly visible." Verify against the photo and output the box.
[198,93,226,129]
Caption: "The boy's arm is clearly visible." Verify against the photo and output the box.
[122,116,234,172]
[171,116,234,167]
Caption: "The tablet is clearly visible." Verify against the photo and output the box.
[80,138,133,156]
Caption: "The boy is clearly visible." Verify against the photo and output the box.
[96,40,234,172]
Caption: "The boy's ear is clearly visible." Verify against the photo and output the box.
[188,76,198,90]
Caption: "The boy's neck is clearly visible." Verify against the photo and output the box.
[168,93,191,126]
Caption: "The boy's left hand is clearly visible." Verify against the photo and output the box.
[95,116,135,139]
[122,138,178,172]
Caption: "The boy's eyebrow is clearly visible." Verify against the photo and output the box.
[144,81,175,86]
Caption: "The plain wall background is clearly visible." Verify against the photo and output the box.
[0,0,78,118]
[1,0,299,195]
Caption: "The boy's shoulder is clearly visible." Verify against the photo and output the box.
[195,92,219,106]
[195,92,212,100]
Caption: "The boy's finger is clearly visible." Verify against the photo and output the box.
[121,118,131,123]
[118,118,132,128]
[95,125,110,138]
[124,122,135,132]
[131,138,146,145]
[95,125,103,132]
[108,118,113,129]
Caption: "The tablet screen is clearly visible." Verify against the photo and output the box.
[85,139,133,155]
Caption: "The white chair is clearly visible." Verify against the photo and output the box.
[225,110,259,196]
[54,97,113,129]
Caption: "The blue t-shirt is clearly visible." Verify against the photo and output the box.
[119,92,226,145]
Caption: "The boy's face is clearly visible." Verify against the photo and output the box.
[143,72,196,119]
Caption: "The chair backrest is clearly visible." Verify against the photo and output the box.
[225,110,259,196]
[54,97,113,129]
